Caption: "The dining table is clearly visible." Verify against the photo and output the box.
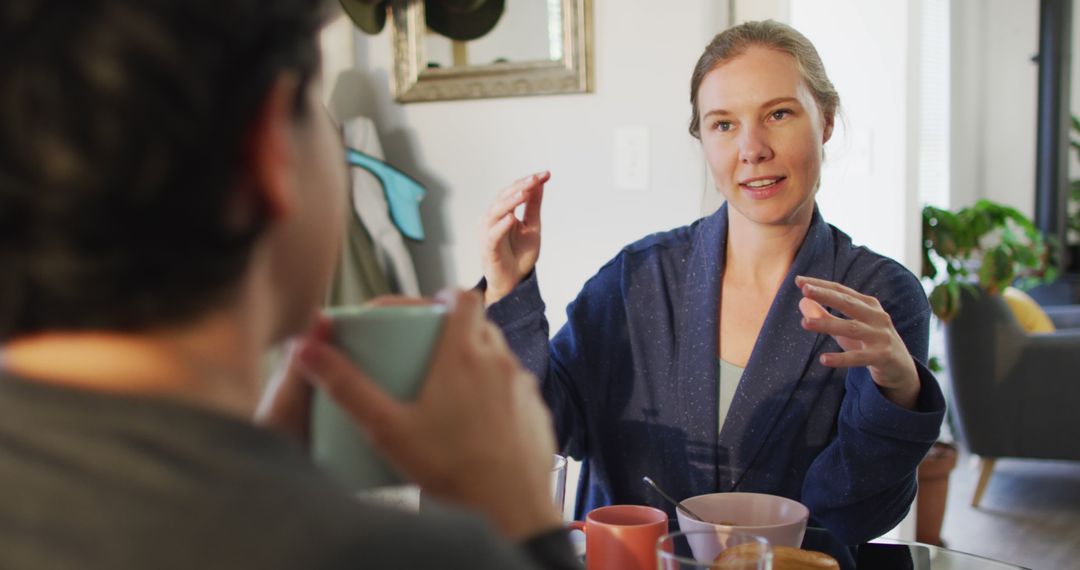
[857,538,1031,570]
[799,527,1031,569]
[570,526,1032,569]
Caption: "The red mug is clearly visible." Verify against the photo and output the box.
[568,505,669,570]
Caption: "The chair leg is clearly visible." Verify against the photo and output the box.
[971,457,997,508]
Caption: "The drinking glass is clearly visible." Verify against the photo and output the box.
[657,530,772,570]
[552,454,567,514]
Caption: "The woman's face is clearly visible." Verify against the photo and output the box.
[696,46,832,229]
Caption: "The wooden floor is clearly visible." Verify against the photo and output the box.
[939,452,1080,569]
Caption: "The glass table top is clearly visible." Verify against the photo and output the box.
[860,539,1031,570]
[571,525,1031,569]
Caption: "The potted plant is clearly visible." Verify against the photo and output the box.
[915,440,958,546]
[917,199,1055,546]
[1064,114,1080,272]
[921,200,1056,322]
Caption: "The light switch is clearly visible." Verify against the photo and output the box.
[614,126,650,191]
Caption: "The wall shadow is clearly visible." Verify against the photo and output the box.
[327,55,456,296]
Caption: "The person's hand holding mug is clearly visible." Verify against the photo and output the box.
[255,315,329,445]
[294,290,562,539]
[481,171,549,306]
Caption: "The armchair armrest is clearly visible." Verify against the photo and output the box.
[993,329,1080,392]
[1025,327,1080,350]
[1041,305,1080,330]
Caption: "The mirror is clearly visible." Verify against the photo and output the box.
[390,0,593,102]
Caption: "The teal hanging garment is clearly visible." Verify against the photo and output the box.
[345,147,427,241]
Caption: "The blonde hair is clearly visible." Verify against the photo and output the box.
[688,20,839,139]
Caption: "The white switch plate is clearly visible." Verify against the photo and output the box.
[614,126,650,191]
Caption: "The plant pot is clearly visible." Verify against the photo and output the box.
[916,441,958,546]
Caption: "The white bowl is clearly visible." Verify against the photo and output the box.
[676,492,810,560]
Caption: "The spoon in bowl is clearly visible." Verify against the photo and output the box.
[642,476,707,522]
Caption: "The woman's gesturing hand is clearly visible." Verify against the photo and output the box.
[796,275,921,410]
[481,171,549,306]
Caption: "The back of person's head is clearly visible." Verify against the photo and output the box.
[688,20,839,139]
[0,0,327,340]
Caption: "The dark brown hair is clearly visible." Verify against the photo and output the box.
[0,0,327,339]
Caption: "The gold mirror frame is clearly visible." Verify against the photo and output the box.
[390,0,593,103]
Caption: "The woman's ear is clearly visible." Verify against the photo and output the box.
[822,113,835,144]
[243,73,303,222]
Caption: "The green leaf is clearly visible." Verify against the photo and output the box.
[921,199,1056,319]
[928,283,957,322]
[1014,245,1037,266]
[1046,264,1060,283]
[978,246,1013,294]
[921,247,937,280]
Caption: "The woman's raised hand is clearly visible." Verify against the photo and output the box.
[795,275,921,410]
[481,171,549,306]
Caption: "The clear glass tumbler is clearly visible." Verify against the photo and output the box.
[551,454,567,515]
[657,529,772,569]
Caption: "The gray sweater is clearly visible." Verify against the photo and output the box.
[0,372,579,569]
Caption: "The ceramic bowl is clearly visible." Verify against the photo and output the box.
[676,492,809,560]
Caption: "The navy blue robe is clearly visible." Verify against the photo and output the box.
[488,203,945,546]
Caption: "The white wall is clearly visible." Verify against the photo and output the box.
[327,0,725,331]
[320,13,357,100]
[950,0,1040,215]
[950,0,1080,219]
[734,0,788,23]
[790,0,918,269]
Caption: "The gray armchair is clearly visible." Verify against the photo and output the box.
[943,287,1080,507]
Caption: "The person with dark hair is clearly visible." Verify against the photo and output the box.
[481,19,945,555]
[0,1,577,568]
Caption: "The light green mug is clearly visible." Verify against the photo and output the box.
[312,304,447,490]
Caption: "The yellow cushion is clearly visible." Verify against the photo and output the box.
[1002,287,1056,333]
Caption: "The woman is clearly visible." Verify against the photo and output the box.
[481,20,944,547]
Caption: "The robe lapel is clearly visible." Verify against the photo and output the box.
[716,207,838,491]
[673,205,727,494]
